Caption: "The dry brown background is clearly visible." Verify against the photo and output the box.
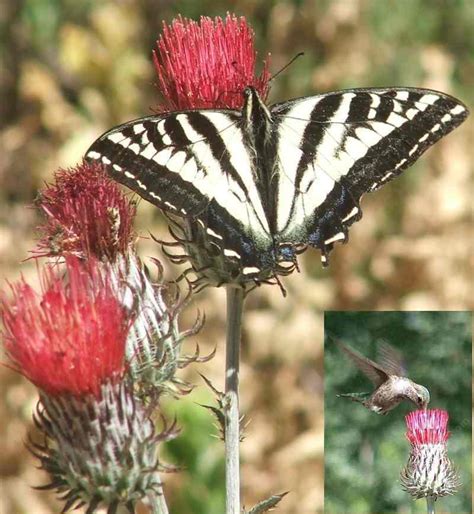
[0,1,472,513]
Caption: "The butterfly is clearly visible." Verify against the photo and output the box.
[86,86,468,287]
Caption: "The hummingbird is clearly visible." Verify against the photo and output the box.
[334,338,430,415]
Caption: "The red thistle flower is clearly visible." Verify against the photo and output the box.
[35,161,136,261]
[1,256,131,397]
[153,14,271,110]
[1,257,178,512]
[401,409,460,500]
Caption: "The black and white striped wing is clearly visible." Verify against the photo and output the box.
[271,88,468,261]
[86,110,273,267]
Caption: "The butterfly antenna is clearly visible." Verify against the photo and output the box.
[269,52,305,83]
[214,87,242,108]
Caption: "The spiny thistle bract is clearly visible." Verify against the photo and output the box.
[31,382,177,514]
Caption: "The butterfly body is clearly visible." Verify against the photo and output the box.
[86,86,468,287]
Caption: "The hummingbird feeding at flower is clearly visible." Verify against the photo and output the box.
[334,338,430,415]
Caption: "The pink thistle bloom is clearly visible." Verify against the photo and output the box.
[401,409,460,500]
[35,160,136,261]
[1,258,177,512]
[1,256,131,398]
[153,14,271,110]
[405,409,450,445]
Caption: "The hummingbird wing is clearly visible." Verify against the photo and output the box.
[333,338,390,386]
[377,340,407,377]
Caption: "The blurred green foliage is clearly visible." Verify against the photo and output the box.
[162,389,226,514]
[325,312,471,514]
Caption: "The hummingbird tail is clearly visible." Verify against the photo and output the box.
[337,392,371,404]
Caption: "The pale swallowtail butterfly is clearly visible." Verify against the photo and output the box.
[86,86,468,287]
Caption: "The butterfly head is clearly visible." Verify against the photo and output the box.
[277,243,295,261]
[243,86,272,127]
[243,86,257,99]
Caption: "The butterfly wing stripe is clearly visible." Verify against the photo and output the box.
[181,112,250,194]
[293,92,433,174]
[334,92,398,155]
[289,89,464,198]
[181,112,270,234]
[280,155,337,237]
[199,112,270,233]
[344,96,467,197]
[190,197,274,269]
[275,93,353,232]
[276,93,358,232]
[303,180,357,254]
[91,132,211,216]
[346,92,373,121]
[87,116,214,215]
[178,112,270,233]
[273,96,322,233]
[275,130,336,235]
[274,94,366,234]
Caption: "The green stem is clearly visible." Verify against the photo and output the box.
[153,492,169,514]
[225,286,244,514]
[426,496,436,514]
[144,487,169,514]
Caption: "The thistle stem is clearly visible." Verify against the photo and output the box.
[152,491,170,514]
[144,486,169,514]
[225,286,244,514]
[426,496,436,514]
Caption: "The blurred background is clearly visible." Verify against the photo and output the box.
[0,1,472,513]
[325,311,472,514]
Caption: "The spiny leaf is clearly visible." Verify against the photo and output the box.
[245,492,289,514]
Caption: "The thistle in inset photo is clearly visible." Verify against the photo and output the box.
[401,409,460,512]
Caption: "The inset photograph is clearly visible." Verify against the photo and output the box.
[324,311,471,514]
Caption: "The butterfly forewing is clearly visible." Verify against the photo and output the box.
[271,88,468,255]
[87,109,275,271]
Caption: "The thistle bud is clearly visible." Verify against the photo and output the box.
[116,255,205,400]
